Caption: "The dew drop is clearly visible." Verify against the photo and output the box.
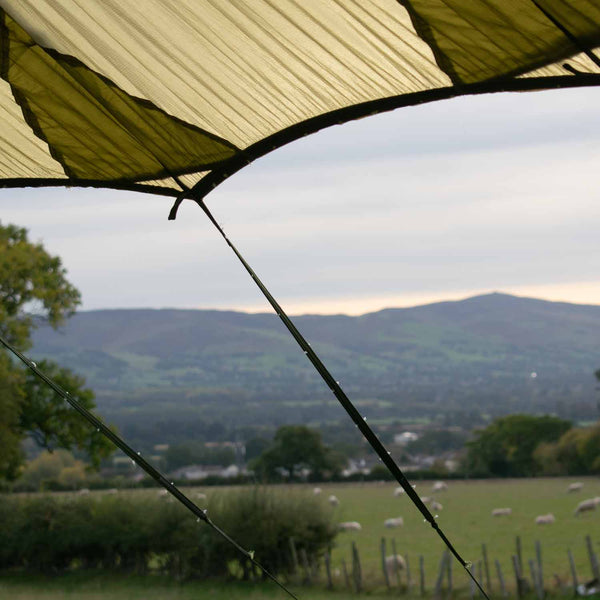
[30,361,36,368]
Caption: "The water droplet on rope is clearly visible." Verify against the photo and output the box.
[30,361,36,368]
[136,451,141,455]
[435,514,439,519]
[96,428,100,433]
[466,561,473,569]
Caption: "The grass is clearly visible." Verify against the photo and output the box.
[2,478,600,599]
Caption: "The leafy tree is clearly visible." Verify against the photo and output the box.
[0,222,113,479]
[250,425,344,481]
[464,414,571,477]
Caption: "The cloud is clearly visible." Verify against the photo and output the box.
[1,87,599,314]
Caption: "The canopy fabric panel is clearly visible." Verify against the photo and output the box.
[0,0,599,198]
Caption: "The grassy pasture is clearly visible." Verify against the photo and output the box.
[319,477,600,591]
[2,477,600,599]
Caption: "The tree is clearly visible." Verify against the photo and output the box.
[463,414,572,477]
[0,222,113,479]
[250,425,343,481]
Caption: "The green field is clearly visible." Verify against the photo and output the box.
[1,477,600,599]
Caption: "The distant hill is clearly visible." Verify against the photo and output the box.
[30,293,600,434]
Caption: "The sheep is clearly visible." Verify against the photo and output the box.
[195,492,207,501]
[157,489,169,497]
[313,487,322,495]
[77,488,90,495]
[535,513,555,525]
[393,484,416,497]
[432,481,448,493]
[385,554,407,579]
[567,482,584,493]
[328,494,340,506]
[384,517,404,528]
[430,500,443,512]
[420,496,432,505]
[338,521,361,531]
[491,508,512,517]
[574,498,598,516]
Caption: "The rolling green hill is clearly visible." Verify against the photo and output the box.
[29,293,600,436]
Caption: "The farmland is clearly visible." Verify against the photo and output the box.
[1,477,600,599]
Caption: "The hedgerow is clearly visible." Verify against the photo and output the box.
[0,488,335,579]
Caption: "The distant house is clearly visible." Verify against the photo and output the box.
[394,432,419,445]
[170,464,244,481]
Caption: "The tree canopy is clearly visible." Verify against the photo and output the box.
[0,222,113,479]
[250,425,343,481]
[464,414,572,477]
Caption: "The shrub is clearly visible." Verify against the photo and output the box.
[0,487,336,580]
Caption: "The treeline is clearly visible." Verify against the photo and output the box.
[0,488,335,578]
[463,415,600,477]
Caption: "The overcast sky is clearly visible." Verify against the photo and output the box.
[1,86,599,316]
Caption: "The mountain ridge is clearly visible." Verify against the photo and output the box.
[29,292,600,431]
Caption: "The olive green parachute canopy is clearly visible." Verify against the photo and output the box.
[0,0,599,204]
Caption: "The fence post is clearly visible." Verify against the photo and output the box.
[482,543,492,592]
[586,535,600,581]
[324,551,333,589]
[289,537,299,576]
[535,540,544,597]
[342,558,351,590]
[567,549,578,596]
[495,559,507,598]
[299,548,311,585]
[529,558,544,600]
[381,537,391,591]
[391,538,403,590]
[516,536,523,575]
[352,541,362,593]
[434,551,449,598]
[405,552,412,591]
[512,554,522,600]
[420,555,426,596]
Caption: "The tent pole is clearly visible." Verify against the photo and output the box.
[195,198,489,600]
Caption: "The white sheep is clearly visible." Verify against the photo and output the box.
[432,481,448,492]
[393,487,405,497]
[420,496,432,505]
[328,494,340,506]
[567,482,584,493]
[535,513,555,525]
[338,521,362,531]
[77,488,90,495]
[574,498,597,516]
[313,487,322,495]
[385,554,406,579]
[384,517,404,528]
[430,500,443,512]
[157,489,169,497]
[491,508,512,517]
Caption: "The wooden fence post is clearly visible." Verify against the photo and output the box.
[299,548,311,585]
[482,543,492,592]
[567,549,578,597]
[512,554,522,600]
[342,559,351,590]
[392,538,403,590]
[586,535,600,581]
[324,551,333,589]
[535,540,544,596]
[352,541,362,593]
[289,537,299,576]
[381,537,391,591]
[434,551,449,598]
[516,536,523,575]
[405,552,412,591]
[495,559,507,598]
[529,559,544,600]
